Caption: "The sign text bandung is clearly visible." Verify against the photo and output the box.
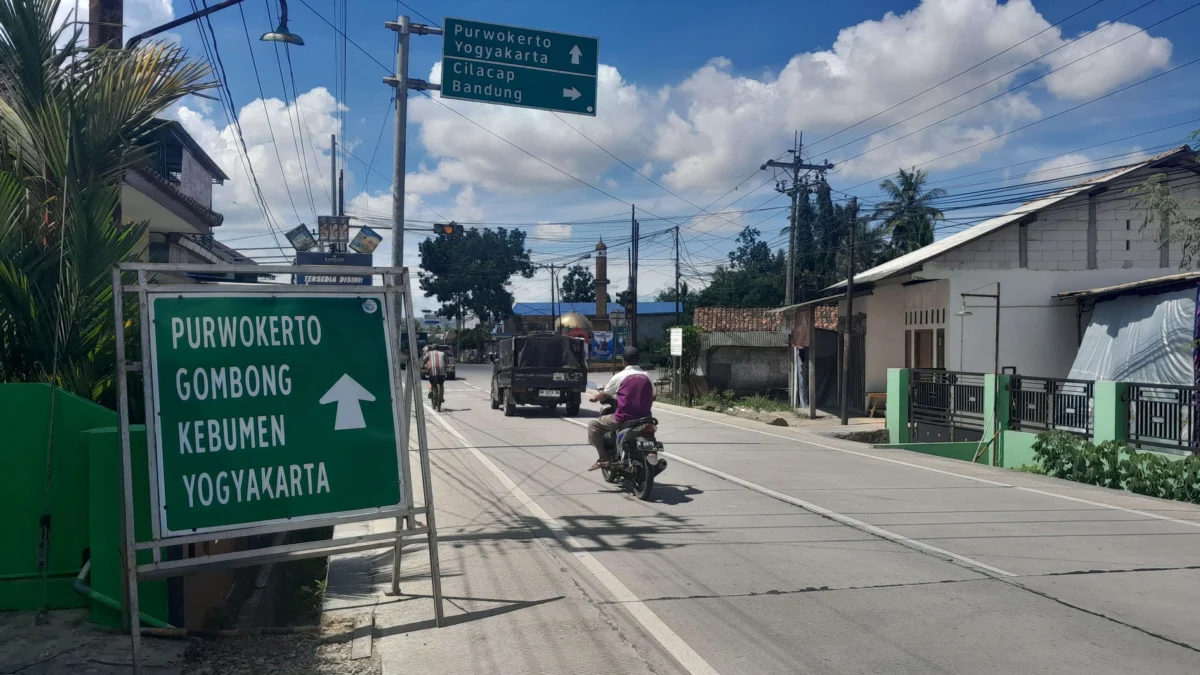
[441,17,598,116]
[149,293,402,534]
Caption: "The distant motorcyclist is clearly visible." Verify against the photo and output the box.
[423,346,447,407]
[588,347,654,471]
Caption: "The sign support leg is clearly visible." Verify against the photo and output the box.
[402,284,445,626]
[111,268,143,675]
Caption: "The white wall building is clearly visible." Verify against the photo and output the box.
[816,146,1199,397]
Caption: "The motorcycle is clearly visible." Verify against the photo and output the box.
[595,396,667,501]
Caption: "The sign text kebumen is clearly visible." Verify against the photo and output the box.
[149,293,402,534]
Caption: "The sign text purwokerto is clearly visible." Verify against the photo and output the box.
[149,293,402,534]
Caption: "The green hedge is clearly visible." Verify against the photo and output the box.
[1032,431,1200,503]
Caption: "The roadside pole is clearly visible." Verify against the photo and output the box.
[384,14,442,595]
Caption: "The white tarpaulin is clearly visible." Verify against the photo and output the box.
[1067,288,1195,385]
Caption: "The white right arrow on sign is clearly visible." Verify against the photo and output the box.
[569,45,582,65]
[563,87,581,101]
[319,374,376,430]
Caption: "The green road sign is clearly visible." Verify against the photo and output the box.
[148,293,402,535]
[442,17,598,116]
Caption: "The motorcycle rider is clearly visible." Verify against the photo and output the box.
[588,346,654,471]
[423,346,447,407]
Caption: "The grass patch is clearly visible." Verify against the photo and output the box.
[271,526,334,626]
[663,390,797,415]
[1014,463,1047,475]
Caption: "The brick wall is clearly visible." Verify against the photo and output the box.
[928,166,1200,273]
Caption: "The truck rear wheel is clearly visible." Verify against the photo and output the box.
[503,390,517,417]
[566,392,581,417]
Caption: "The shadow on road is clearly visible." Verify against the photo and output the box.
[374,594,564,638]
[647,483,703,506]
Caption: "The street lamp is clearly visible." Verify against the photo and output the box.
[125,0,303,49]
[958,283,1000,375]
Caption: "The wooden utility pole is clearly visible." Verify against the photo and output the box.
[762,132,831,305]
[90,0,123,48]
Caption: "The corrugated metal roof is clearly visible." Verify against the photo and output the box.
[828,146,1195,290]
[700,331,789,348]
[1057,271,1200,300]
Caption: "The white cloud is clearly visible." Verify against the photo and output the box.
[1032,153,1097,182]
[1042,22,1172,100]
[532,223,573,241]
[450,185,484,223]
[398,0,1177,195]
[684,207,746,235]
[174,87,344,239]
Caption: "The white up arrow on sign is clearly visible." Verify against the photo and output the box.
[563,87,581,101]
[569,45,582,65]
[319,374,376,430]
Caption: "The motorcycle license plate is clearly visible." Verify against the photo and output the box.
[539,390,559,398]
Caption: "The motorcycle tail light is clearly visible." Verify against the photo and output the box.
[643,424,656,434]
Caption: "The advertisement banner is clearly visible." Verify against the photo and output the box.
[592,331,614,361]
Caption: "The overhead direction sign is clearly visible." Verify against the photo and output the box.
[441,17,598,116]
[148,292,402,534]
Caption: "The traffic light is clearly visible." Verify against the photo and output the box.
[433,221,462,236]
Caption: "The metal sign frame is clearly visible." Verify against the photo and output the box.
[111,262,444,674]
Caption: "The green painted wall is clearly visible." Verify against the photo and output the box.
[1000,430,1040,469]
[887,368,910,444]
[876,442,991,464]
[85,426,169,628]
[0,384,115,610]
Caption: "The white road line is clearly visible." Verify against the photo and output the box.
[559,417,1014,577]
[426,408,722,675]
[653,406,1200,529]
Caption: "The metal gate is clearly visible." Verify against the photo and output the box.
[909,370,986,442]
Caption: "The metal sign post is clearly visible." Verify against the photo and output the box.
[112,262,444,674]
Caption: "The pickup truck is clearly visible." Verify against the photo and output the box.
[420,345,456,380]
[490,334,586,416]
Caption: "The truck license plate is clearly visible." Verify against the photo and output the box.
[539,390,558,398]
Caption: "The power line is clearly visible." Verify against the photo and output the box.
[841,55,1200,193]
[829,0,1193,165]
[805,0,1110,151]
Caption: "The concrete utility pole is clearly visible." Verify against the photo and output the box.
[630,205,640,347]
[761,132,832,306]
[762,133,833,416]
[330,134,337,219]
[840,197,858,426]
[549,263,557,331]
[674,225,680,326]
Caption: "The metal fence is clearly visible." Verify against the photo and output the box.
[1126,383,1200,455]
[1008,376,1093,437]
[909,370,987,442]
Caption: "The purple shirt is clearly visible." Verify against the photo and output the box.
[604,366,654,422]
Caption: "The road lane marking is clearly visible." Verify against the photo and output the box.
[426,408,723,675]
[652,406,1200,530]
[558,417,1014,577]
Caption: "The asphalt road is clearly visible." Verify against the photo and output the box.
[341,364,1200,675]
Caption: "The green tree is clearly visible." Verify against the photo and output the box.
[872,167,946,255]
[559,263,610,303]
[418,227,535,325]
[695,227,786,307]
[0,0,213,402]
[1127,139,1200,267]
[655,281,695,322]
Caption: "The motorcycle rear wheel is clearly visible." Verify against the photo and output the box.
[630,450,654,500]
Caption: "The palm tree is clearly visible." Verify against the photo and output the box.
[872,168,947,255]
[0,0,213,402]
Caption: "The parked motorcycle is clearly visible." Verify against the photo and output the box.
[594,393,667,501]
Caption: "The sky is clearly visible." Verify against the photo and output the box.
[58,0,1200,309]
